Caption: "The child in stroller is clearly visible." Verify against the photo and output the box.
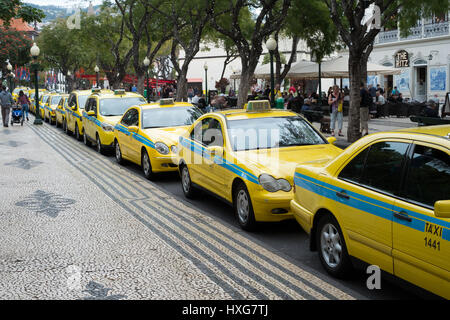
[11,104,24,126]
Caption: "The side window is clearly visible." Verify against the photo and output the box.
[361,142,409,194]
[121,109,138,126]
[91,99,98,114]
[403,145,450,207]
[339,147,370,183]
[68,95,76,108]
[85,99,91,112]
[189,118,224,147]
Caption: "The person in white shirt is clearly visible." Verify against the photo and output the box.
[376,91,385,105]
[191,93,201,104]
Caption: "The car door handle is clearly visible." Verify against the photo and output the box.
[393,211,412,222]
[336,190,350,200]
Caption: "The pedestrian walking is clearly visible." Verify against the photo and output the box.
[187,87,194,102]
[0,85,14,127]
[360,82,371,136]
[17,90,31,121]
[328,85,344,136]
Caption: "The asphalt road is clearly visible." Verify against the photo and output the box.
[102,153,439,300]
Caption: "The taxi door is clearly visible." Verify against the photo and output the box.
[66,94,77,132]
[392,142,450,299]
[200,117,227,197]
[117,108,139,161]
[83,98,96,140]
[330,140,411,273]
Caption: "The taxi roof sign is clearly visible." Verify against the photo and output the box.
[160,98,174,105]
[114,89,126,95]
[92,88,101,94]
[246,100,271,112]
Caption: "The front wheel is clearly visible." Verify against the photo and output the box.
[115,140,125,165]
[83,130,91,147]
[96,134,105,154]
[316,214,352,278]
[142,149,157,181]
[180,165,197,199]
[75,123,82,141]
[233,182,256,231]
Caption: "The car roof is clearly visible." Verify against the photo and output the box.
[394,125,450,140]
[214,108,298,120]
[92,91,144,99]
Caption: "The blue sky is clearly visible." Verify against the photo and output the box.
[24,0,104,7]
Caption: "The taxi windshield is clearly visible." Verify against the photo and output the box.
[142,107,203,128]
[99,97,146,116]
[13,88,21,94]
[50,96,62,105]
[77,95,89,109]
[227,116,326,151]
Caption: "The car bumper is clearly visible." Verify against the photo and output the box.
[251,191,295,222]
[290,199,314,233]
[151,156,178,173]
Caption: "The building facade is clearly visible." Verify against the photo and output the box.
[367,14,450,103]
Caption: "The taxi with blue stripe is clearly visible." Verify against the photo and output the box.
[55,94,69,128]
[114,98,203,180]
[82,89,146,154]
[177,100,342,230]
[63,90,92,141]
[290,125,450,299]
[44,93,66,125]
[29,89,47,114]
[38,93,52,120]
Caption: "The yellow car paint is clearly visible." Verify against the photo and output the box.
[291,125,450,299]
[178,107,342,225]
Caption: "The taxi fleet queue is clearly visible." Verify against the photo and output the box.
[14,85,450,299]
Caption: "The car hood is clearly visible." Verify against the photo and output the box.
[102,116,123,125]
[141,126,190,146]
[233,144,342,183]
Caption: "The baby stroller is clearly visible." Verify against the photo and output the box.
[11,105,24,126]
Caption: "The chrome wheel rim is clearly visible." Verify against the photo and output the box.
[237,190,249,224]
[143,153,150,175]
[182,167,190,193]
[96,136,101,152]
[115,142,121,161]
[320,223,342,268]
[83,132,87,144]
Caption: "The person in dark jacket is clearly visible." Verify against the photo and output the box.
[0,85,14,127]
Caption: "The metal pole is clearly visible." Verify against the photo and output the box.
[33,60,42,125]
[96,72,99,88]
[205,69,208,105]
[270,50,275,107]
[146,70,150,103]
[318,62,322,103]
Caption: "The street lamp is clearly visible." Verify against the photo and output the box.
[265,35,277,107]
[94,65,99,88]
[143,56,150,103]
[30,43,42,125]
[6,62,13,92]
[204,62,208,105]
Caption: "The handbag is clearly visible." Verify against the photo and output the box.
[338,100,343,112]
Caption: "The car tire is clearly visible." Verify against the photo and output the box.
[75,123,82,141]
[55,118,60,128]
[83,130,91,147]
[65,120,71,135]
[316,214,353,278]
[180,164,198,199]
[115,140,125,165]
[142,149,157,181]
[233,181,257,231]
[96,134,105,155]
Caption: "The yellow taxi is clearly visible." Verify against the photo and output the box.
[12,87,30,102]
[290,125,450,299]
[38,93,52,120]
[114,98,203,180]
[177,100,342,230]
[44,93,66,125]
[63,90,92,141]
[29,89,47,114]
[55,95,69,128]
[82,89,145,154]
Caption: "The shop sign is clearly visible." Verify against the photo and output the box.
[395,50,410,68]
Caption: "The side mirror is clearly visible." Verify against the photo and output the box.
[327,137,337,145]
[128,126,139,134]
[87,110,96,117]
[208,146,224,158]
[72,106,77,111]
[434,200,450,219]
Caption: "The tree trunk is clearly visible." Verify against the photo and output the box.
[136,71,145,96]
[176,70,188,102]
[347,51,367,143]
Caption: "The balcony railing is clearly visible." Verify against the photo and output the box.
[376,21,449,44]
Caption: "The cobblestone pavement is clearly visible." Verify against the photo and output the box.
[0,118,364,300]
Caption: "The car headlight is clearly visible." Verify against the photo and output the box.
[258,174,292,192]
[101,122,114,131]
[155,142,169,155]
[170,145,178,154]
